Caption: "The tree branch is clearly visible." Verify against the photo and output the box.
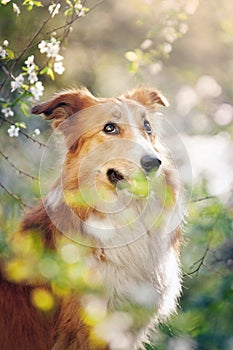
[192,195,216,202]
[192,189,233,203]
[0,1,59,93]
[186,245,210,276]
[0,61,15,81]
[45,0,104,35]
[0,150,38,181]
[0,181,29,209]
[0,115,47,148]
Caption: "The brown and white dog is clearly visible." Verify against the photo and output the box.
[0,87,182,350]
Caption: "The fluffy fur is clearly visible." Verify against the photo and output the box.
[0,87,182,350]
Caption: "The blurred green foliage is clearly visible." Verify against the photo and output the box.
[154,188,233,350]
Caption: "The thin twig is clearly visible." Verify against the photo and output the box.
[0,181,29,209]
[0,61,15,81]
[87,0,105,14]
[192,189,233,203]
[185,198,233,278]
[192,195,216,202]
[0,115,47,148]
[0,150,38,180]
[45,0,105,35]
[186,245,210,276]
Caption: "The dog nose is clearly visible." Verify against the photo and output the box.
[140,155,162,172]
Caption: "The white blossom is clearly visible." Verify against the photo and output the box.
[28,71,38,84]
[179,23,188,35]
[76,3,83,10]
[33,128,41,135]
[38,37,65,76]
[47,38,60,58]
[0,40,9,57]
[163,42,172,54]
[75,3,85,16]
[27,64,36,75]
[1,0,11,4]
[30,81,44,101]
[140,39,152,50]
[55,54,63,62]
[25,55,35,67]
[24,55,38,84]
[11,74,24,92]
[13,3,20,15]
[48,3,61,17]
[0,46,7,58]
[163,26,178,43]
[8,125,20,137]
[1,107,14,118]
[38,37,60,58]
[38,40,47,54]
[54,60,65,75]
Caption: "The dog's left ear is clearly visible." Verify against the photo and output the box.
[31,88,98,128]
[124,87,169,109]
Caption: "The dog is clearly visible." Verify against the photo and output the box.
[0,87,182,350]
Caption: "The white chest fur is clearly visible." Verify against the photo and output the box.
[84,205,181,322]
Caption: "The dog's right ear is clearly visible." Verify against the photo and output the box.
[31,88,98,128]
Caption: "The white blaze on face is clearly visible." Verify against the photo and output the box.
[122,102,161,163]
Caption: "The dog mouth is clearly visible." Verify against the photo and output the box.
[106,167,159,198]
[107,168,125,185]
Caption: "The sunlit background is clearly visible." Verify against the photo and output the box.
[0,1,233,349]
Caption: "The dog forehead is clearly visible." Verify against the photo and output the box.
[60,100,148,144]
[111,99,147,123]
[75,100,147,125]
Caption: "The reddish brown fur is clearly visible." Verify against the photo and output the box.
[123,87,169,109]
[0,280,52,350]
[31,88,99,129]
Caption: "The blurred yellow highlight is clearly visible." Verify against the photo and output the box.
[31,288,55,311]
[5,259,34,282]
[89,329,107,349]
[82,296,107,327]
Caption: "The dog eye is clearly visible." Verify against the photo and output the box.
[144,120,152,135]
[103,123,120,135]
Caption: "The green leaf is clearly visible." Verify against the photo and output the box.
[128,61,139,74]
[40,67,48,75]
[83,7,89,14]
[64,8,74,16]
[47,67,55,80]
[5,49,14,60]
[23,0,43,10]
[65,0,73,7]
[15,122,27,129]
[0,101,8,108]
[11,91,28,107]
[20,101,30,117]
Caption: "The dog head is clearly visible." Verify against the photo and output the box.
[32,87,169,203]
